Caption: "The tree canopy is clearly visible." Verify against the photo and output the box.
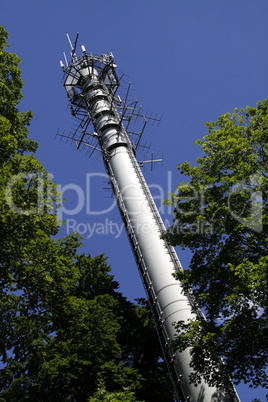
[163,100,268,392]
[0,26,175,401]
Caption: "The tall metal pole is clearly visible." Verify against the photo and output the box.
[60,44,240,402]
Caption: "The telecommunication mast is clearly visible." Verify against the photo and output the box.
[59,35,240,402]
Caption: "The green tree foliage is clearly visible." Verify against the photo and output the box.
[88,385,137,402]
[0,26,175,401]
[163,100,268,391]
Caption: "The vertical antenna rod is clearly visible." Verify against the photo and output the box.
[60,42,240,402]
[66,33,74,50]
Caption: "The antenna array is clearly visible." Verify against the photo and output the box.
[57,34,162,165]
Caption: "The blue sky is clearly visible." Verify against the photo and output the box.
[2,1,268,400]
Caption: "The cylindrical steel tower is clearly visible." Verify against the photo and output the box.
[60,44,240,402]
